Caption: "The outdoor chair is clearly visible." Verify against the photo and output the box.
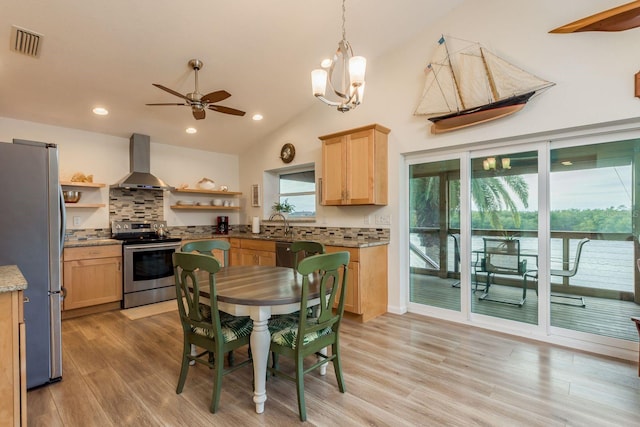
[524,237,589,307]
[267,251,350,421]
[450,233,461,288]
[172,252,252,413]
[478,237,528,306]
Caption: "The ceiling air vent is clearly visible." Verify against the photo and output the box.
[10,25,43,58]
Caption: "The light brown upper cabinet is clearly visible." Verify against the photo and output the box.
[319,124,390,206]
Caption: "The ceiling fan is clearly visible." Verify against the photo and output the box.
[146,59,246,120]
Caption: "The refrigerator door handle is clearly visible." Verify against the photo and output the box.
[59,185,66,253]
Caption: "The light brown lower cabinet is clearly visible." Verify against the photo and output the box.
[62,245,122,317]
[229,238,276,266]
[0,289,26,426]
[325,244,388,322]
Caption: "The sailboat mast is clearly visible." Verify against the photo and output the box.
[442,37,465,111]
[480,47,499,102]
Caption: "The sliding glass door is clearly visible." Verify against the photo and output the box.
[548,138,640,341]
[408,158,461,312]
[469,149,539,325]
[406,134,640,347]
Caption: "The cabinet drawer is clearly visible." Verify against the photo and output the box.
[64,245,122,261]
[241,239,275,252]
[229,238,241,249]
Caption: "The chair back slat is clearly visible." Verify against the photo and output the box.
[483,238,526,275]
[173,252,221,333]
[296,251,350,348]
[291,241,325,271]
[181,240,231,267]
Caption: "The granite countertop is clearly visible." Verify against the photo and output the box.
[0,265,28,293]
[64,238,122,248]
[183,231,389,248]
[63,232,389,249]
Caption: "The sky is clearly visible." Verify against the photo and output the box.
[509,165,632,212]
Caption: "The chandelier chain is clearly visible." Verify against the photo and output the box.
[341,0,347,42]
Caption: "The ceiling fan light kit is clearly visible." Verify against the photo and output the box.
[311,0,366,112]
[146,59,246,120]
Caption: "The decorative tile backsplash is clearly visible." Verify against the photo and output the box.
[63,187,390,243]
[109,188,163,222]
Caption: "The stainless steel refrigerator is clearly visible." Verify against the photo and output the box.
[0,139,64,389]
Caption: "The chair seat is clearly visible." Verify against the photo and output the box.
[193,315,253,343]
[269,316,332,349]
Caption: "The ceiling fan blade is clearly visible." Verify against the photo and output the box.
[201,90,231,103]
[152,83,191,102]
[193,108,206,120]
[145,103,187,106]
[208,105,246,116]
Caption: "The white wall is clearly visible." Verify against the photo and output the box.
[0,117,241,230]
[238,0,640,315]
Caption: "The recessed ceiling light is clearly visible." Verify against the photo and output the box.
[252,114,263,121]
[92,107,109,116]
[561,161,573,166]
[185,127,197,134]
[320,59,332,68]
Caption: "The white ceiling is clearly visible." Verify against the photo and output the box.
[0,0,464,154]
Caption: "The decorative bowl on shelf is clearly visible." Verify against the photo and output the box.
[63,190,81,203]
[212,199,223,206]
[197,178,216,190]
[177,200,195,206]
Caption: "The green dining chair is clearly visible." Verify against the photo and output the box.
[181,239,235,364]
[291,241,326,271]
[181,239,231,267]
[267,251,350,421]
[172,252,252,413]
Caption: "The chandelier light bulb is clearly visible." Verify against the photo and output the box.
[321,59,333,68]
[311,69,328,96]
[349,56,366,85]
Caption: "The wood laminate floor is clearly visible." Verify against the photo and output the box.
[28,309,640,426]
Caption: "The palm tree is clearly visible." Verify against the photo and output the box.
[411,173,529,231]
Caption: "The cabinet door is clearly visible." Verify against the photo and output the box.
[237,249,276,266]
[346,129,376,205]
[340,260,361,314]
[322,136,347,205]
[63,257,123,310]
[0,291,23,426]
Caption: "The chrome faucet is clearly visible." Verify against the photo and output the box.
[269,212,290,237]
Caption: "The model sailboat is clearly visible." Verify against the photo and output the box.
[414,36,554,134]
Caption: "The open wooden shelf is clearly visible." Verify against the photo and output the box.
[170,205,240,210]
[60,181,106,188]
[171,188,242,196]
[65,203,106,208]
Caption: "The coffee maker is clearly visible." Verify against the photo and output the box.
[217,216,229,234]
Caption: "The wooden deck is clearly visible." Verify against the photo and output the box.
[410,273,640,342]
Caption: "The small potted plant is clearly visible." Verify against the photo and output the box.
[272,199,295,216]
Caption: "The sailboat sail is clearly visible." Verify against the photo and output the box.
[414,36,554,133]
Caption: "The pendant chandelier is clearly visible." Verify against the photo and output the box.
[311,0,366,112]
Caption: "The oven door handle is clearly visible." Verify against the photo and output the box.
[123,242,182,251]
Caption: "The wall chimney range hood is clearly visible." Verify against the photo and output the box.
[111,134,172,190]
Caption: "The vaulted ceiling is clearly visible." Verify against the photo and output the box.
[0,1,465,154]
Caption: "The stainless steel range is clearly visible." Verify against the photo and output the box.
[112,220,181,308]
